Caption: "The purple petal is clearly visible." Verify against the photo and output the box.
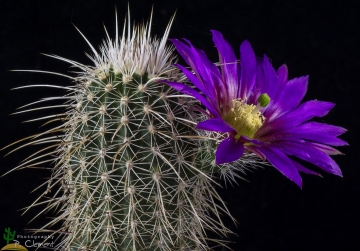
[267,122,348,146]
[296,122,347,137]
[197,118,236,133]
[211,30,239,100]
[273,141,342,177]
[291,159,322,177]
[260,55,279,101]
[238,40,256,100]
[170,39,192,65]
[247,58,266,104]
[239,135,264,145]
[170,39,220,103]
[257,100,335,137]
[306,142,344,155]
[248,57,282,106]
[246,146,266,161]
[184,39,224,103]
[216,137,245,164]
[255,58,265,91]
[164,81,221,117]
[256,146,302,188]
[265,76,309,121]
[279,100,335,124]
[174,64,217,106]
[277,64,288,88]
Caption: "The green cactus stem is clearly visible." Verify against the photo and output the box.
[2,9,241,251]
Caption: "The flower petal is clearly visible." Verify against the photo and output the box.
[291,159,322,177]
[260,55,279,100]
[247,58,266,104]
[174,64,210,98]
[184,39,224,103]
[164,81,221,117]
[277,64,288,88]
[257,146,302,188]
[274,141,343,177]
[170,39,192,65]
[257,100,335,137]
[280,100,335,124]
[265,76,309,121]
[216,137,245,164]
[246,146,266,161]
[297,121,347,137]
[197,118,236,133]
[267,122,348,146]
[306,142,344,155]
[240,135,264,145]
[238,40,256,100]
[170,39,220,103]
[211,30,239,101]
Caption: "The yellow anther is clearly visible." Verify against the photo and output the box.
[224,99,265,139]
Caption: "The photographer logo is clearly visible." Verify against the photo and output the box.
[1,227,54,250]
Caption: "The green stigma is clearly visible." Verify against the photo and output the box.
[257,93,270,107]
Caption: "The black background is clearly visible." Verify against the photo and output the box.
[0,0,358,250]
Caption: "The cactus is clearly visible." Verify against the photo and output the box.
[3,227,16,245]
[1,9,250,251]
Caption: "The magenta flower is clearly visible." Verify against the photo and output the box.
[165,30,347,188]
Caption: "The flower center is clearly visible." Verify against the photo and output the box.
[224,94,270,139]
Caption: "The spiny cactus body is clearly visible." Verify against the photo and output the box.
[3,10,242,251]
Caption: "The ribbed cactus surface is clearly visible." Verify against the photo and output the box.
[4,11,237,251]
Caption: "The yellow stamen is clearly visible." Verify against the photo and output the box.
[223,99,265,139]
